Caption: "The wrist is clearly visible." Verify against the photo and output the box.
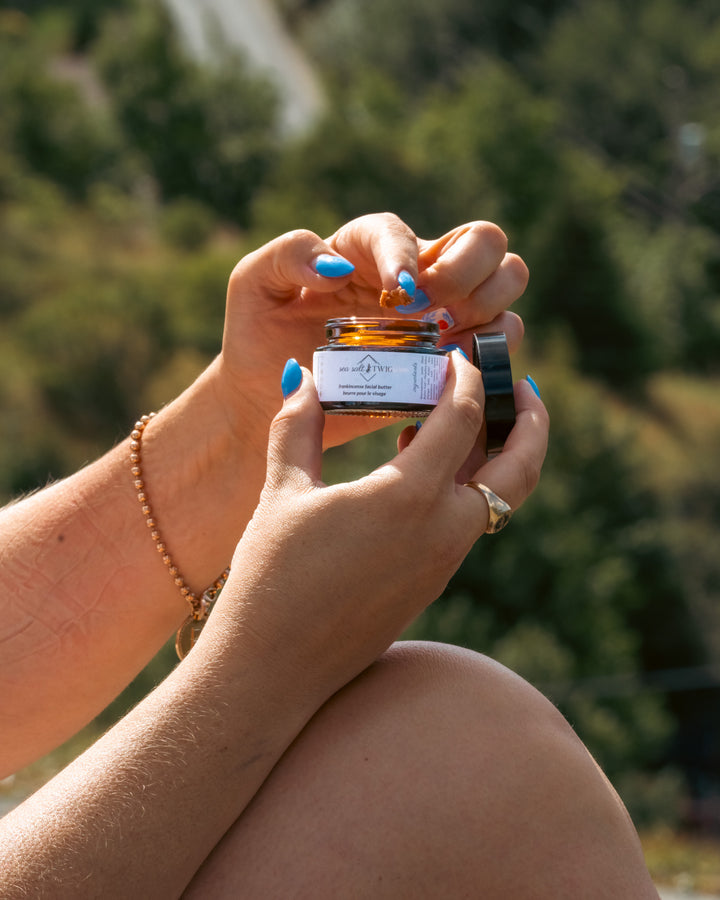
[135,358,269,599]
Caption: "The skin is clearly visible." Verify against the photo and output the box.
[187,643,660,900]
[0,354,550,898]
[217,215,527,451]
[0,213,657,896]
[0,214,528,777]
[206,357,547,696]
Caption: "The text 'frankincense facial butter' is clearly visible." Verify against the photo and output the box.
[313,317,450,417]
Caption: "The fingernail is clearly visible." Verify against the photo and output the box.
[526,374,541,399]
[281,358,303,398]
[443,343,469,361]
[397,269,416,298]
[396,287,431,315]
[421,306,455,331]
[415,420,422,431]
[313,253,355,277]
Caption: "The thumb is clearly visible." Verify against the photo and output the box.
[228,229,355,302]
[265,359,325,492]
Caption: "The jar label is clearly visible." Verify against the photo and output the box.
[313,349,449,406]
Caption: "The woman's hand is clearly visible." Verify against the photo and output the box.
[0,214,530,780]
[214,213,528,450]
[200,352,548,701]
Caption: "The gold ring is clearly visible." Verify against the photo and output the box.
[464,481,513,534]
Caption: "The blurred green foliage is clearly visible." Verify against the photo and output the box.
[2,0,720,828]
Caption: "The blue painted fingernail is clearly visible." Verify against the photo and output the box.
[396,287,431,315]
[526,374,541,399]
[314,253,355,277]
[444,344,469,360]
[281,358,303,398]
[415,420,422,431]
[397,269,416,298]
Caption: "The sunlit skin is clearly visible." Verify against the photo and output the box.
[0,214,657,897]
[216,215,527,451]
[0,214,526,777]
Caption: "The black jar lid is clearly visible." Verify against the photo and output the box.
[472,332,516,458]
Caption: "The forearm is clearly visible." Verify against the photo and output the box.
[0,640,317,899]
[0,358,271,775]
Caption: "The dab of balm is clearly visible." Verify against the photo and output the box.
[313,317,449,418]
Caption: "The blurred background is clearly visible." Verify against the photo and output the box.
[1,0,719,890]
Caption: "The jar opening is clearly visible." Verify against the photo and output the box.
[323,317,440,347]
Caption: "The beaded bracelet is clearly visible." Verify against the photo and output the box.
[130,413,230,660]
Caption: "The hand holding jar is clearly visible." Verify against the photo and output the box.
[199,350,548,700]
[214,213,528,453]
[0,213,531,780]
[0,206,659,900]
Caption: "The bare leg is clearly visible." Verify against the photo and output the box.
[185,641,658,899]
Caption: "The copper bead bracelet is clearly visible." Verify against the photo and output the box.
[130,413,230,659]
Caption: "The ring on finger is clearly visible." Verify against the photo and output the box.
[464,481,513,534]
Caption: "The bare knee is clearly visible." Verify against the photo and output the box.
[369,642,657,897]
[187,641,657,898]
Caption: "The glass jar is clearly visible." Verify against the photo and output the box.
[313,317,449,417]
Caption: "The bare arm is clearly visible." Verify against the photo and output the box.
[0,355,549,899]
[0,214,528,775]
[2,626,317,899]
[0,361,264,776]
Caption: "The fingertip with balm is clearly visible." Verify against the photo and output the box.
[396,287,431,315]
[397,269,417,299]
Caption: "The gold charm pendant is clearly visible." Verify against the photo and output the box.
[175,615,206,660]
[173,569,231,660]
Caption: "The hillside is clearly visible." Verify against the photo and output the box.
[1,0,719,838]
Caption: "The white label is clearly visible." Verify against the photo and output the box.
[313,349,449,405]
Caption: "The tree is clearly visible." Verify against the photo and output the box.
[93,1,281,225]
[299,0,572,93]
[0,20,126,199]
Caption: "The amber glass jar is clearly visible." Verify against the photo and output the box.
[313,317,449,417]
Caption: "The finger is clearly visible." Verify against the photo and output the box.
[228,229,357,304]
[417,221,508,303]
[464,253,530,323]
[265,360,325,493]
[454,432,490,487]
[438,311,525,356]
[459,378,549,524]
[397,420,422,454]
[417,252,529,336]
[396,351,486,484]
[328,213,420,294]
